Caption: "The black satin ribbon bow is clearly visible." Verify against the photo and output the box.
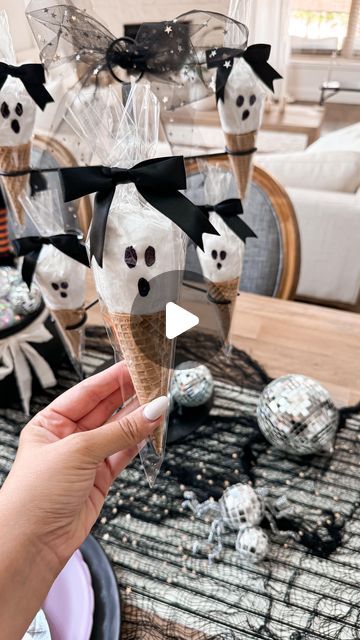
[200,199,257,243]
[12,234,89,288]
[0,62,54,111]
[60,156,219,267]
[206,44,282,102]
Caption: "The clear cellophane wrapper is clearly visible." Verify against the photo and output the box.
[217,58,266,200]
[186,162,244,348]
[0,10,36,226]
[65,83,187,485]
[18,188,87,377]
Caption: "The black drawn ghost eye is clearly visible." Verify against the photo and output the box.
[145,245,156,267]
[236,95,244,107]
[242,110,250,121]
[138,277,150,297]
[211,250,218,260]
[220,250,227,260]
[11,120,20,134]
[61,282,68,289]
[249,94,256,106]
[124,246,137,268]
[15,103,23,116]
[51,282,59,290]
[1,102,9,118]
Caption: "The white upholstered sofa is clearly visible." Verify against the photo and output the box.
[256,123,360,307]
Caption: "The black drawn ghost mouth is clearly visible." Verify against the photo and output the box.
[138,277,150,297]
[1,101,24,134]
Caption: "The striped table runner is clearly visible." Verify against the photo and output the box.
[0,328,359,639]
[0,188,11,259]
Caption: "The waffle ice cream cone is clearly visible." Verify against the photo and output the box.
[107,309,171,455]
[0,142,31,225]
[207,276,239,343]
[51,307,86,362]
[224,130,257,200]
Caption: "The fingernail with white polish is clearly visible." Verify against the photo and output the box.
[143,396,169,421]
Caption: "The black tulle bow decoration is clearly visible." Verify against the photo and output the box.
[200,199,257,243]
[206,44,282,102]
[26,5,249,110]
[0,62,54,111]
[13,234,89,288]
[60,157,219,267]
[105,26,190,84]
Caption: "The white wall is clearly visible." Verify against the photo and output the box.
[288,57,360,104]
[0,0,34,59]
[84,0,229,30]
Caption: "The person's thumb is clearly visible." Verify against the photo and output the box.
[80,395,169,462]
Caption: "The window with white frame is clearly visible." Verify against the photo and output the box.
[289,0,360,56]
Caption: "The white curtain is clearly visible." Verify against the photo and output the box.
[240,0,292,100]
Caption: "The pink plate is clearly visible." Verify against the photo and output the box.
[43,550,94,640]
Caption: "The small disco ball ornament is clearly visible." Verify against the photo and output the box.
[8,282,42,316]
[0,266,22,290]
[257,374,339,455]
[0,268,12,298]
[0,299,15,330]
[235,527,269,563]
[219,483,264,531]
[171,361,214,408]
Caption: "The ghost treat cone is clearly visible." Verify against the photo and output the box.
[63,83,197,483]
[217,58,265,200]
[18,189,88,375]
[32,245,87,372]
[92,197,185,458]
[197,168,245,345]
[0,11,35,225]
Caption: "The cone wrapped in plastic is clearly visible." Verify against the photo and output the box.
[65,83,187,485]
[105,310,171,456]
[196,166,245,346]
[0,10,35,224]
[18,188,87,377]
[217,58,265,200]
[223,130,257,200]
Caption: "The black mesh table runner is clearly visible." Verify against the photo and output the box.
[1,327,360,640]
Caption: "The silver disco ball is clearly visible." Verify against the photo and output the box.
[8,282,42,316]
[0,299,16,330]
[235,526,269,563]
[0,269,11,298]
[219,483,264,531]
[257,374,339,455]
[0,266,22,292]
[171,361,214,408]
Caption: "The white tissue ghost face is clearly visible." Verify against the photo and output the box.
[34,245,86,310]
[217,58,265,135]
[197,213,244,284]
[0,79,36,146]
[92,208,186,314]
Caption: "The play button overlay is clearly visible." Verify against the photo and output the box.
[165,302,199,339]
[128,270,228,367]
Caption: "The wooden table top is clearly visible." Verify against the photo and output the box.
[231,293,360,407]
